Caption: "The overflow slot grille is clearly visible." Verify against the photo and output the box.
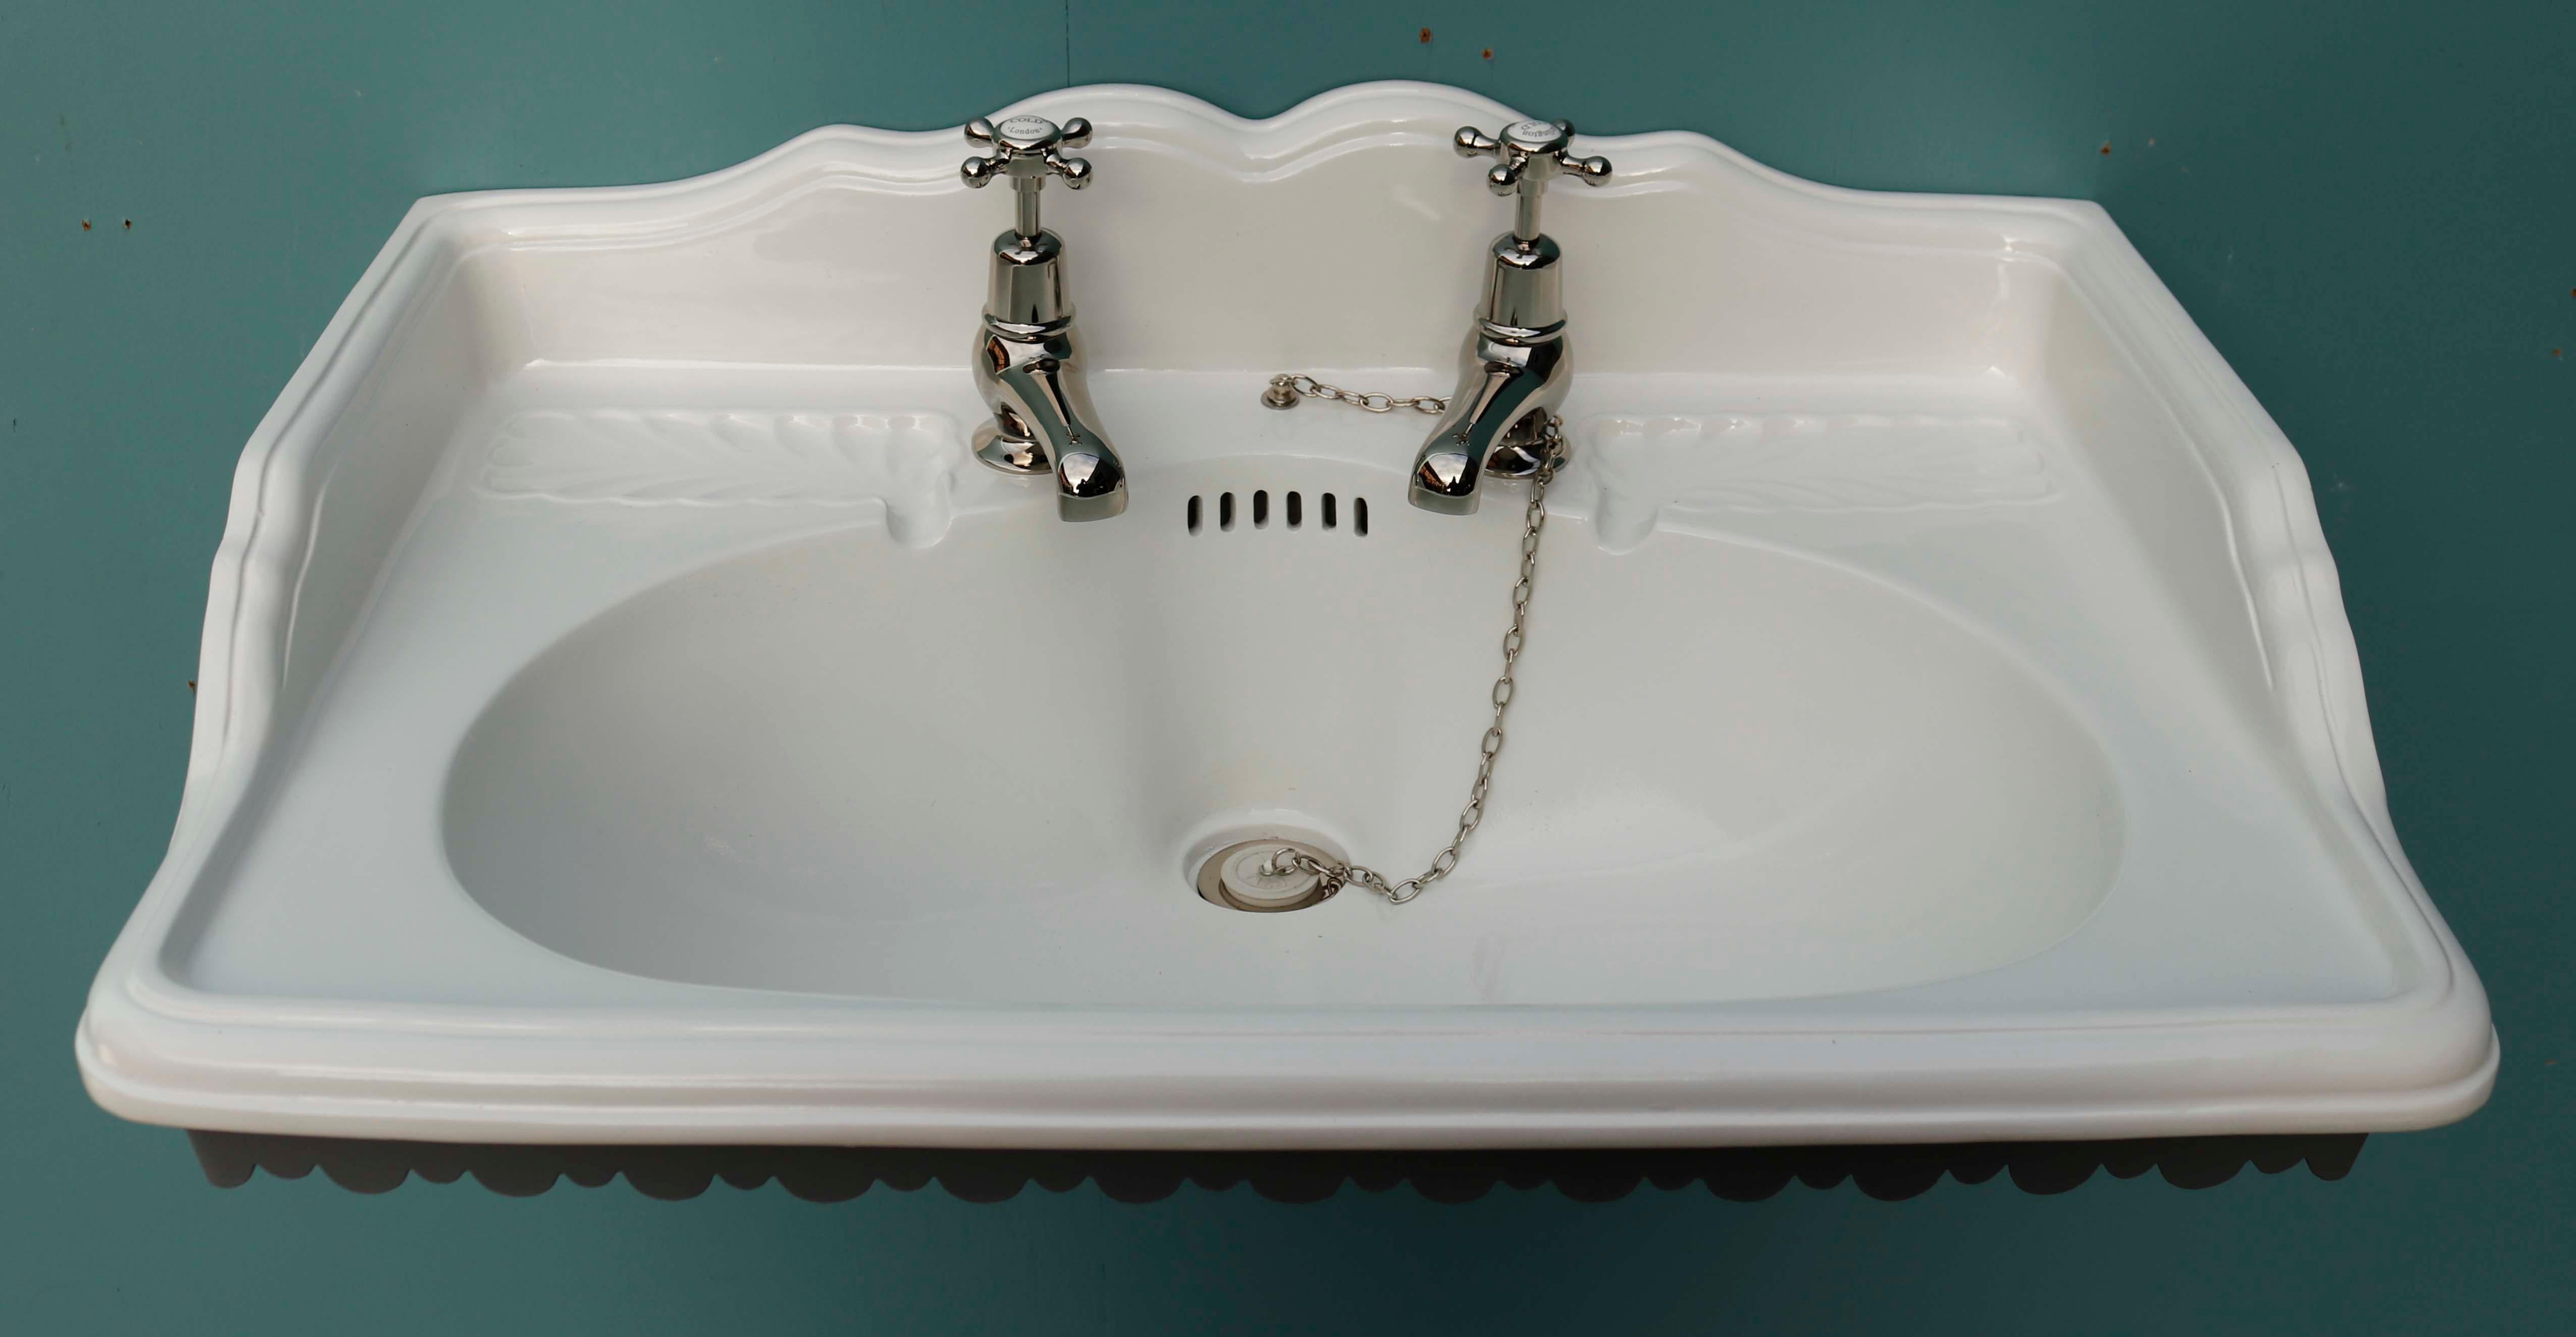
[1187,490,1366,537]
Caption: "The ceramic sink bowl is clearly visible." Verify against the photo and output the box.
[78,83,2494,1150]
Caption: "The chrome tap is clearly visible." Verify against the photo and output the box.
[961,113,1127,521]
[1409,120,1612,515]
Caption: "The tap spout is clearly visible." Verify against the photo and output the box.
[972,310,1127,522]
[1411,321,1569,516]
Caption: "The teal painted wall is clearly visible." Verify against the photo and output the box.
[4,2,2566,1331]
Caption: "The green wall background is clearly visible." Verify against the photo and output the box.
[4,3,2566,1331]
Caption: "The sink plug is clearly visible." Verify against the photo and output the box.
[1196,839,1336,913]
[961,112,1128,521]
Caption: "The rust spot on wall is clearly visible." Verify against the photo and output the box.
[2099,141,2113,155]
[80,219,90,230]
[1482,47,1494,59]
[1420,27,1432,43]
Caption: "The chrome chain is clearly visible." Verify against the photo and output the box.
[1255,375,1563,905]
[1261,373,1452,416]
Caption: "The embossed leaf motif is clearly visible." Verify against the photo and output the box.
[1585,412,2056,553]
[480,409,966,546]
[484,410,957,505]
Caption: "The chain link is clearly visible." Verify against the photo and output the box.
[1254,375,1563,906]
[1263,373,1452,416]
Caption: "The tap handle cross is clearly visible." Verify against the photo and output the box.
[1453,119,1612,241]
[962,113,1094,239]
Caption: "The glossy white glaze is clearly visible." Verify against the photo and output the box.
[77,82,2493,1148]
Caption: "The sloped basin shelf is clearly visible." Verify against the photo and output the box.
[81,83,2493,1174]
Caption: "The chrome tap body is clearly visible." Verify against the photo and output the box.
[961,113,1127,521]
[1411,121,1612,515]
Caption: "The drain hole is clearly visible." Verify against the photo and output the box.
[1321,493,1338,529]
[1353,496,1370,537]
[1195,839,1336,913]
[1220,492,1236,530]
[1286,491,1303,527]
[1253,490,1270,528]
[1186,495,1202,534]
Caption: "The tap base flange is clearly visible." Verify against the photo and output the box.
[1480,410,1562,479]
[972,418,1051,475]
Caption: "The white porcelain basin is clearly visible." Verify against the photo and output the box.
[445,460,2119,1006]
[79,83,2494,1149]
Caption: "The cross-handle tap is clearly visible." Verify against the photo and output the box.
[1453,120,1614,243]
[1408,119,1612,515]
[963,114,1095,240]
[960,112,1126,521]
